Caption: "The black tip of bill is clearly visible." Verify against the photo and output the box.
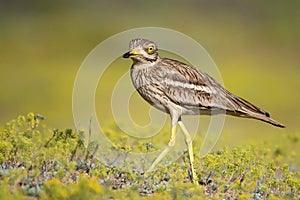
[122,52,131,58]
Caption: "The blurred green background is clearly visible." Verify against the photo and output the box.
[1,1,299,154]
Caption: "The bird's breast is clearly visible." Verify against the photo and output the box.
[130,65,170,111]
[130,64,160,89]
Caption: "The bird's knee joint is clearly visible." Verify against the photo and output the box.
[168,139,176,147]
[185,138,192,146]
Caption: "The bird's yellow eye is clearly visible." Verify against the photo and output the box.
[147,46,154,54]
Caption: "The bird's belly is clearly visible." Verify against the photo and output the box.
[138,91,170,114]
[152,103,169,113]
[180,106,226,116]
[180,107,209,115]
[150,102,220,116]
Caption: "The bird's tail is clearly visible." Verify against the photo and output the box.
[227,93,285,128]
[247,112,285,128]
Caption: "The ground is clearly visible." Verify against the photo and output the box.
[0,113,299,199]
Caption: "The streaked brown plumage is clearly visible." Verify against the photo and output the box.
[123,38,285,183]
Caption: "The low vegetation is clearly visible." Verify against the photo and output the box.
[0,113,299,199]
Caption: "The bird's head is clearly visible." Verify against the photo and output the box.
[123,39,159,63]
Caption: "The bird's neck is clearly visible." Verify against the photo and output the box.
[130,59,160,89]
[131,58,159,70]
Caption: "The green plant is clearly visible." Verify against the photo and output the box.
[0,113,299,199]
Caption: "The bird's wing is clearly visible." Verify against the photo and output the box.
[158,58,269,116]
[158,58,227,110]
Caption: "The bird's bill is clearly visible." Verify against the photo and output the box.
[122,49,141,58]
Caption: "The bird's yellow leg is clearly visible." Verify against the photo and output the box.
[145,125,177,175]
[178,121,198,184]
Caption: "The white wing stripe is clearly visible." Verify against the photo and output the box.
[163,80,211,94]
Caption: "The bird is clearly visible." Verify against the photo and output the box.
[122,38,285,183]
